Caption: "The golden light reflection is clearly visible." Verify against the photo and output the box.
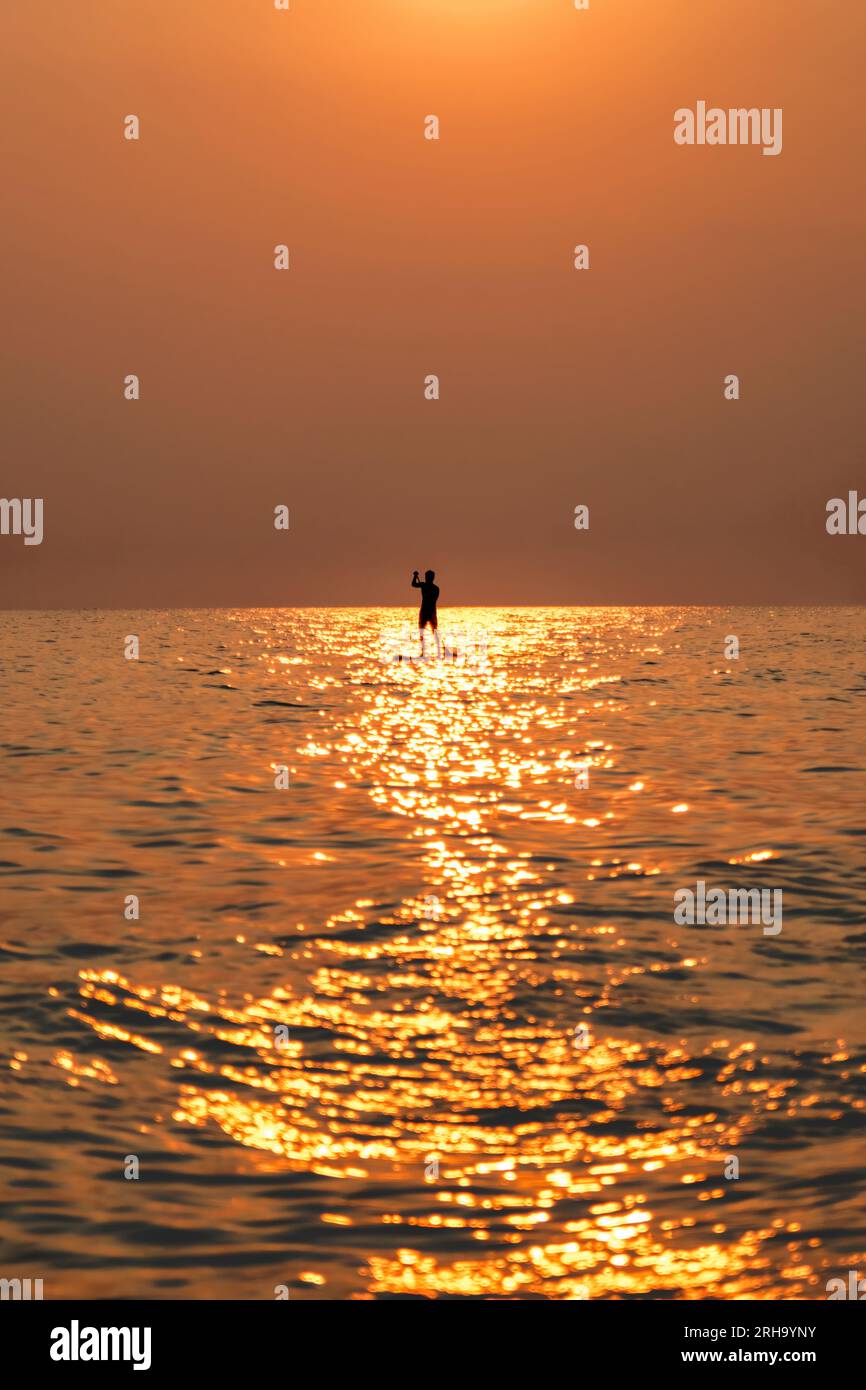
[41,607,855,1298]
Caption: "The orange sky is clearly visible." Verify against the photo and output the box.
[2,0,865,606]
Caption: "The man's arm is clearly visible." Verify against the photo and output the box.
[412,572,421,588]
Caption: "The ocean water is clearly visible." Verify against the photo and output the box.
[1,606,864,1300]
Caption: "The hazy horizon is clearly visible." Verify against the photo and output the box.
[4,600,866,613]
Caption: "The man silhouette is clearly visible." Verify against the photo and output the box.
[412,569,441,658]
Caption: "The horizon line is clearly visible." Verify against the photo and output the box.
[3,602,865,615]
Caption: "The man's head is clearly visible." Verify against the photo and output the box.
[425,570,435,582]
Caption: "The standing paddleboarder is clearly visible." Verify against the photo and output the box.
[412,569,441,658]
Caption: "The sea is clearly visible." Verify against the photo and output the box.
[1,606,864,1299]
